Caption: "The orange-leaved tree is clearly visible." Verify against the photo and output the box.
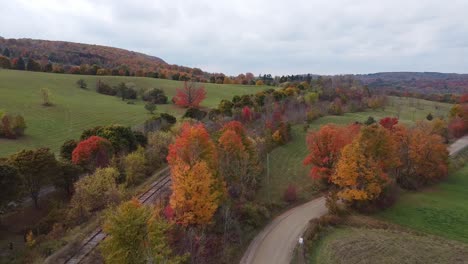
[169,161,222,226]
[167,122,223,226]
[173,81,206,108]
[218,121,261,198]
[331,140,389,202]
[394,125,448,189]
[303,124,360,183]
[330,124,398,205]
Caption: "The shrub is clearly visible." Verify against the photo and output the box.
[96,80,117,96]
[240,202,270,229]
[142,88,168,104]
[283,184,297,203]
[76,79,87,89]
[183,107,207,120]
[306,108,321,122]
[0,113,27,139]
[160,113,177,124]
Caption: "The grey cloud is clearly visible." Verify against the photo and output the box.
[0,0,467,75]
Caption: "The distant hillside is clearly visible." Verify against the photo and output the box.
[0,37,210,79]
[355,72,468,94]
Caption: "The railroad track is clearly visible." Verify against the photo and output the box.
[64,167,172,264]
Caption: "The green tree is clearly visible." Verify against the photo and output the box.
[27,58,41,71]
[8,148,58,208]
[15,57,25,70]
[52,161,82,197]
[60,139,78,161]
[0,163,21,208]
[145,102,157,114]
[2,47,10,57]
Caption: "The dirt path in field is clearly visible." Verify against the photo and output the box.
[240,136,468,264]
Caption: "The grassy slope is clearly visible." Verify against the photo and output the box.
[258,97,452,204]
[308,227,468,264]
[0,70,264,157]
[379,163,468,243]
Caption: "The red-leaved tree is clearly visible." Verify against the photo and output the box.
[449,116,467,138]
[173,81,206,108]
[242,106,253,122]
[72,136,113,170]
[303,124,360,183]
[379,117,398,130]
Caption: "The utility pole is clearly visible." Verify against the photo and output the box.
[267,152,271,205]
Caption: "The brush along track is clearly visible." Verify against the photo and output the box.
[64,167,172,264]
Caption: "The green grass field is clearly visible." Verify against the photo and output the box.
[0,70,264,157]
[257,97,453,205]
[307,227,468,264]
[378,163,468,243]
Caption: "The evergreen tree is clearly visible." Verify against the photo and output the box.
[2,48,10,57]
[16,57,25,70]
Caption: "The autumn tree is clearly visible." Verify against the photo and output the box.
[169,161,222,226]
[0,56,11,69]
[167,123,223,226]
[218,121,261,198]
[101,199,183,264]
[331,140,390,203]
[329,124,399,207]
[124,147,148,186]
[303,124,360,183]
[394,126,449,189]
[68,167,121,223]
[72,136,113,171]
[8,148,58,208]
[146,130,174,170]
[379,117,398,130]
[173,81,206,108]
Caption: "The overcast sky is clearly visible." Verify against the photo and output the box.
[1,0,467,75]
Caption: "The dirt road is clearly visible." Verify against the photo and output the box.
[241,136,468,264]
[240,197,327,264]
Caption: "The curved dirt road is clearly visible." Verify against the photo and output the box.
[240,197,327,264]
[241,136,468,264]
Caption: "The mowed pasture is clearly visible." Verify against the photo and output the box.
[258,97,453,205]
[0,70,264,157]
[308,227,468,264]
[379,162,468,243]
